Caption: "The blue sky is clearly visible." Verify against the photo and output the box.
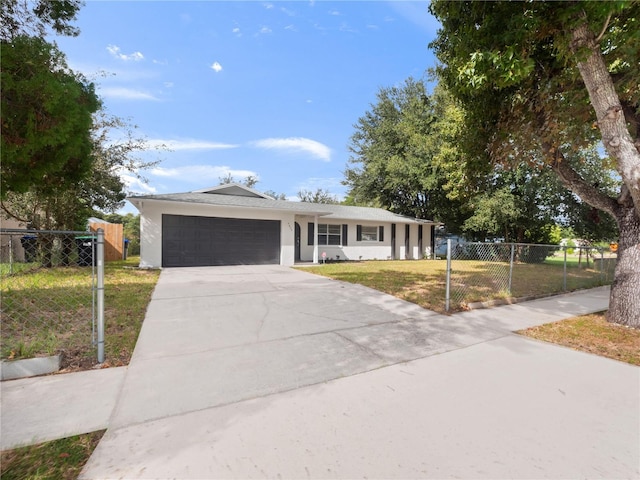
[55,1,440,212]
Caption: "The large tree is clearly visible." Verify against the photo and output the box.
[429,1,640,325]
[2,112,157,231]
[463,164,565,243]
[1,35,100,197]
[344,79,472,228]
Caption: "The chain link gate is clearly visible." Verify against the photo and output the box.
[1,228,105,367]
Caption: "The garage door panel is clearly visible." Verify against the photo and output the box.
[162,215,280,267]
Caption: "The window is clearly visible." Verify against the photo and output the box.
[360,226,378,241]
[318,224,341,245]
[357,225,383,242]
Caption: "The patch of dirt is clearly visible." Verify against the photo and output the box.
[56,348,128,374]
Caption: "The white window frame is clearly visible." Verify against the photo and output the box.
[318,224,341,246]
[360,225,378,242]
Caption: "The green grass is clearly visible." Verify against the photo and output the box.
[0,431,104,480]
[0,257,160,369]
[520,312,640,366]
[298,258,612,312]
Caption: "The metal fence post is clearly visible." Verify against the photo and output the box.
[8,235,14,274]
[508,243,515,295]
[563,246,567,291]
[445,239,452,312]
[96,228,105,363]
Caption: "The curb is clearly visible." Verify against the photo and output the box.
[1,355,60,381]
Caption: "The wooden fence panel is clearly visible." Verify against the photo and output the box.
[90,222,123,261]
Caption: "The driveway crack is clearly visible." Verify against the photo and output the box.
[255,292,270,341]
[332,331,390,362]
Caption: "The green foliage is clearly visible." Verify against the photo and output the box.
[297,188,339,204]
[99,213,142,255]
[263,190,287,200]
[344,79,472,228]
[463,163,568,243]
[428,0,639,194]
[218,174,259,188]
[1,35,100,198]
[1,0,83,40]
[1,112,157,230]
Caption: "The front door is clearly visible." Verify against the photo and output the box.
[295,222,301,261]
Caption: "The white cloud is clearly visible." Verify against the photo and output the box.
[263,3,274,9]
[328,9,342,16]
[258,26,272,35]
[107,44,144,62]
[232,27,241,36]
[150,165,257,183]
[100,87,159,101]
[252,137,331,161]
[284,24,297,32]
[339,22,358,33]
[121,173,156,194]
[145,138,239,151]
[387,3,440,33]
[210,61,223,73]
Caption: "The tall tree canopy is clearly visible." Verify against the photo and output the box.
[429,0,640,325]
[344,79,470,227]
[1,1,159,231]
[1,35,100,197]
[1,0,83,40]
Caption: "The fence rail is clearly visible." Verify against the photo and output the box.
[0,228,105,367]
[444,241,615,311]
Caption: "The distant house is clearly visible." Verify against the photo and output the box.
[128,184,439,268]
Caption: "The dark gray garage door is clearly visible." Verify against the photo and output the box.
[162,214,281,267]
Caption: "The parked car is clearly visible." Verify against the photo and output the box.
[435,235,467,258]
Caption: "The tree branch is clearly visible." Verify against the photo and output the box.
[0,199,31,224]
[571,19,640,219]
[594,11,612,44]
[548,149,619,218]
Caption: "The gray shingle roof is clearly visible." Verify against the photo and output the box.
[128,189,436,225]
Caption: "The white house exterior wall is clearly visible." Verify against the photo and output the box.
[297,216,429,262]
[138,201,296,268]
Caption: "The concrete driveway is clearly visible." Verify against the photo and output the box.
[79,266,638,479]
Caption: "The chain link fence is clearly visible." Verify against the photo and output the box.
[1,229,105,368]
[444,241,616,311]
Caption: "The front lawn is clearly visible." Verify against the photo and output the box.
[298,259,609,313]
[0,257,160,370]
[520,312,640,366]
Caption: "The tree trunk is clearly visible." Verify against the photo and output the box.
[608,208,640,326]
[571,22,640,216]
[569,21,640,326]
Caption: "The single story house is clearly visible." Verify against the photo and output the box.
[128,184,439,268]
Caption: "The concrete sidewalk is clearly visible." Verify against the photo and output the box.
[1,266,637,478]
[1,367,126,450]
